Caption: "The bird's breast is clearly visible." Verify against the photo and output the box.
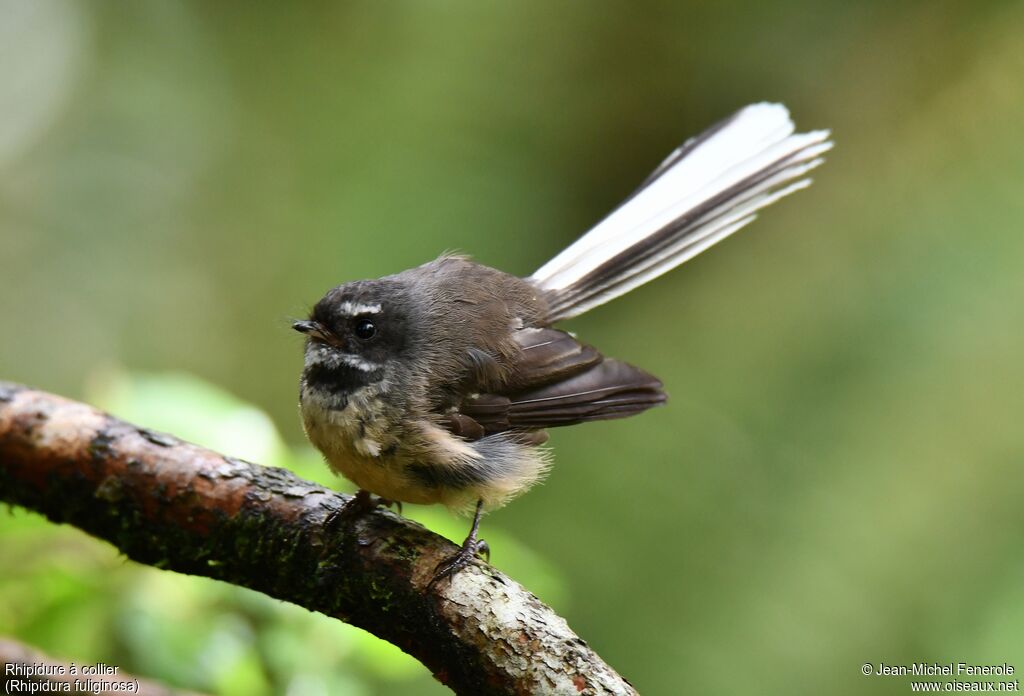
[301,380,396,456]
[299,380,444,504]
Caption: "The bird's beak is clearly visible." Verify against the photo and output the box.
[292,320,320,335]
[293,320,344,348]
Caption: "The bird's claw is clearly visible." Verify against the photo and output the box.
[429,499,489,588]
[324,489,390,529]
[429,536,490,588]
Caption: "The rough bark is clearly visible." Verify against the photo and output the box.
[0,382,637,696]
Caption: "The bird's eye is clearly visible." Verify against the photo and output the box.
[353,318,376,340]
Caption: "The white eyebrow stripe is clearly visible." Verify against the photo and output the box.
[338,301,381,315]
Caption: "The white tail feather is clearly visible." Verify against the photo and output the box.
[532,103,832,322]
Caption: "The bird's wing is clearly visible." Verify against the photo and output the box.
[440,327,666,441]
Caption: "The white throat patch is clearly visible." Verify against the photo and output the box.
[305,344,382,373]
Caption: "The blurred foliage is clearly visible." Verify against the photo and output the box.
[2,1,1024,694]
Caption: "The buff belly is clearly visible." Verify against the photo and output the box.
[300,384,551,513]
[300,383,441,505]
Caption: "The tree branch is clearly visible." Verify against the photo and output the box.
[0,382,636,696]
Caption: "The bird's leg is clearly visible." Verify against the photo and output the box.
[324,489,398,528]
[430,499,489,587]
[346,489,378,514]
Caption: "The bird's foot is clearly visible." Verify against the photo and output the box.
[429,536,490,588]
[324,489,400,529]
[428,499,488,588]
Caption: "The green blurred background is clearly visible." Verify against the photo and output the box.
[2,1,1023,694]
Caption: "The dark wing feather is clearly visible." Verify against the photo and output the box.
[479,358,666,428]
[450,328,666,438]
[503,327,602,390]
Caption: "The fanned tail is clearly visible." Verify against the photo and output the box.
[531,103,832,322]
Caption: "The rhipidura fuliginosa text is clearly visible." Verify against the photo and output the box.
[294,103,831,581]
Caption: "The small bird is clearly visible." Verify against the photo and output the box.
[295,103,831,580]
